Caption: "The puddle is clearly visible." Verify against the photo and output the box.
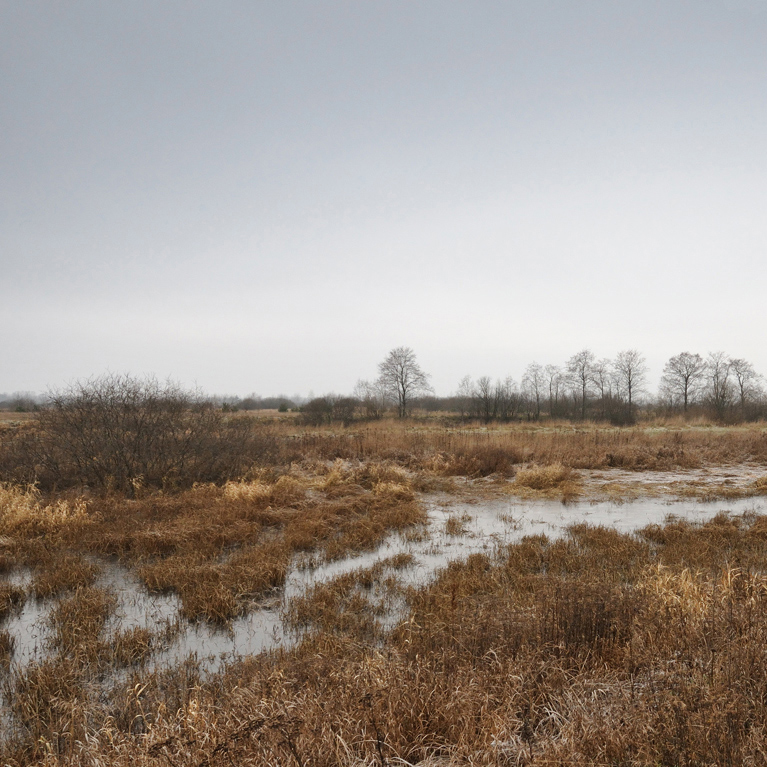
[1,494,765,679]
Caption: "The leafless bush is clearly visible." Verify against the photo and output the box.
[5,375,276,492]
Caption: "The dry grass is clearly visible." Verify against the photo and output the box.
[31,553,100,599]
[5,421,767,763]
[0,483,89,540]
[0,581,25,620]
[514,462,574,489]
[282,419,767,472]
[511,462,583,502]
[48,586,116,655]
[444,513,470,536]
[4,511,767,764]
[108,626,155,666]
[283,555,412,643]
[8,655,88,758]
[138,542,291,623]
[0,627,14,668]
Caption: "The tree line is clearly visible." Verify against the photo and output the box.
[303,347,767,425]
[3,347,765,426]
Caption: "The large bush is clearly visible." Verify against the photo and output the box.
[0,375,274,492]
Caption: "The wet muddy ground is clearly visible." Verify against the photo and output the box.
[2,490,763,681]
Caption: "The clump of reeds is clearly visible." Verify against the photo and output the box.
[0,581,25,620]
[10,655,87,759]
[444,513,470,536]
[514,462,575,489]
[32,552,100,599]
[284,557,409,642]
[108,626,155,667]
[139,543,290,623]
[48,585,116,655]
[0,483,89,538]
[0,627,14,667]
[223,473,307,507]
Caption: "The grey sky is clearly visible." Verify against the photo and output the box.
[2,1,766,397]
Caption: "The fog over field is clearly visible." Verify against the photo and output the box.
[2,2,766,396]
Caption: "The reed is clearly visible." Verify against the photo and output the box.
[31,553,100,599]
[0,581,25,620]
[2,421,767,763]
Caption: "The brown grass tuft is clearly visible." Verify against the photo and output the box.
[48,586,117,654]
[109,626,155,666]
[0,581,25,620]
[514,462,574,489]
[0,627,14,667]
[32,553,100,599]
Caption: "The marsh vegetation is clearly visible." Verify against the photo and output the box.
[3,381,767,763]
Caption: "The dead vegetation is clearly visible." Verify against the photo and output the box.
[1,512,766,764]
[31,553,100,599]
[0,581,25,620]
[3,419,767,762]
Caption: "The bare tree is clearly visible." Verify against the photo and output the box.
[522,363,545,420]
[705,351,733,421]
[660,352,706,414]
[544,364,562,418]
[614,349,647,418]
[590,358,614,420]
[473,376,496,423]
[377,347,433,418]
[496,377,521,421]
[567,349,596,420]
[729,358,762,420]
[353,379,389,420]
[455,375,473,421]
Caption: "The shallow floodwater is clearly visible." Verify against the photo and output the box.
[2,494,765,677]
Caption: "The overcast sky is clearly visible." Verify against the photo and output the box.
[2,1,766,398]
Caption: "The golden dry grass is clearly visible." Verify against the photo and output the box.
[0,483,89,539]
[4,422,767,763]
[48,586,116,655]
[4,511,767,764]
[0,581,25,620]
[31,553,100,599]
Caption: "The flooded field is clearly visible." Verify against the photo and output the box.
[3,492,762,681]
[3,433,767,764]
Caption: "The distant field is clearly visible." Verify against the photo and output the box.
[0,411,36,423]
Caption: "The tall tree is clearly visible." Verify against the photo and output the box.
[455,375,474,421]
[591,358,614,420]
[567,349,596,419]
[729,358,761,420]
[473,376,496,423]
[705,351,733,421]
[544,364,562,418]
[495,377,520,421]
[614,349,647,417]
[522,363,545,420]
[660,352,706,413]
[377,347,432,418]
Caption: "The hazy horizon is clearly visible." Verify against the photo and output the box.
[3,2,766,396]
